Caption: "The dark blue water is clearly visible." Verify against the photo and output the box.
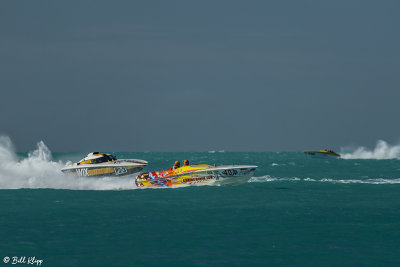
[1,148,400,266]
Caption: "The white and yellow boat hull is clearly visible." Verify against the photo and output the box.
[62,159,148,178]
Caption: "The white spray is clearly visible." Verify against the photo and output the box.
[341,140,400,159]
[0,136,138,190]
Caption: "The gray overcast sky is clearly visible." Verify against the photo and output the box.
[1,0,399,152]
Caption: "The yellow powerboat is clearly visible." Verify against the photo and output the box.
[61,152,148,177]
[303,149,341,158]
[135,163,257,188]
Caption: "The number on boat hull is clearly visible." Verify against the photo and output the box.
[114,167,128,175]
[221,169,238,176]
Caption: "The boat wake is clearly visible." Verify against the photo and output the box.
[340,140,400,159]
[0,136,138,190]
[249,175,400,185]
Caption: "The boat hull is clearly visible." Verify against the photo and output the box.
[62,165,145,177]
[304,151,340,159]
[135,165,257,188]
[61,159,147,178]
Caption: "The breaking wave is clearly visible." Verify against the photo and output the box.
[340,140,400,159]
[0,136,138,190]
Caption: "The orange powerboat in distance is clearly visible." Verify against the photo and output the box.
[303,149,341,158]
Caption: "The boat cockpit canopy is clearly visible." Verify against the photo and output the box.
[92,154,116,163]
[78,152,117,165]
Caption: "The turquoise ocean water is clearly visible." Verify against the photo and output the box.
[1,140,400,266]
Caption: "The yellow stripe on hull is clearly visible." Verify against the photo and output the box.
[64,165,144,178]
[88,167,114,176]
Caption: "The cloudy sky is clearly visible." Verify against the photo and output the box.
[1,1,399,152]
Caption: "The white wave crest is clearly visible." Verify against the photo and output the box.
[341,140,400,159]
[0,136,138,190]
